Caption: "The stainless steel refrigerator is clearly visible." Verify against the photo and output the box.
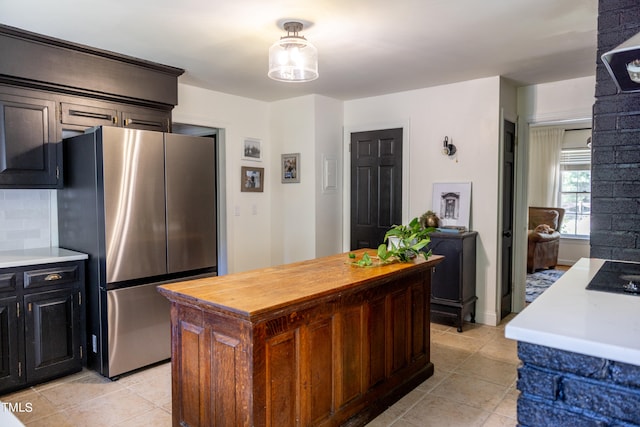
[58,126,217,378]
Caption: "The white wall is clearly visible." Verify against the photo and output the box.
[314,96,344,258]
[269,95,344,265]
[175,87,344,272]
[344,76,503,326]
[269,96,317,265]
[173,84,271,274]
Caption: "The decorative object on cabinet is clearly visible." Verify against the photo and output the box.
[0,260,86,394]
[281,153,300,183]
[527,206,565,273]
[427,231,477,332]
[242,138,262,161]
[420,210,440,228]
[0,24,183,189]
[241,166,264,192]
[432,182,471,229]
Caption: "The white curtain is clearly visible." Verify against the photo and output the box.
[528,127,564,207]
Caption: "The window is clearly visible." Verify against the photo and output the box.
[559,148,591,236]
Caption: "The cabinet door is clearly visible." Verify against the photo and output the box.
[121,108,170,132]
[0,90,59,188]
[0,295,22,392]
[24,288,82,383]
[429,237,462,301]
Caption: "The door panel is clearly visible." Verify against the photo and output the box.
[101,127,167,283]
[165,133,217,274]
[350,128,403,250]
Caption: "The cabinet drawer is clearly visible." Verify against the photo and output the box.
[24,265,79,290]
[0,273,17,293]
[121,109,169,132]
[61,102,118,127]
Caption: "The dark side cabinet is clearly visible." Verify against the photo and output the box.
[428,231,477,332]
[0,261,85,394]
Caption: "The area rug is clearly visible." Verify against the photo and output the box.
[526,269,565,303]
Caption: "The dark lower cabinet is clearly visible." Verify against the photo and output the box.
[0,296,21,392]
[0,261,85,394]
[24,288,82,384]
[428,231,478,332]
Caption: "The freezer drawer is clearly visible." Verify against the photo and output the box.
[106,282,170,377]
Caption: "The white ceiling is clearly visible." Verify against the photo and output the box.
[1,0,598,102]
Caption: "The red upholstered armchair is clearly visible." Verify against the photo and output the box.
[527,207,565,273]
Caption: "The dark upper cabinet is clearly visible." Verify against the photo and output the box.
[0,24,183,189]
[0,87,60,188]
[60,100,171,133]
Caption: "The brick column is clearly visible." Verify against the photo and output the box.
[591,0,640,260]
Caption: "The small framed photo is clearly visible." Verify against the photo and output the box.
[281,153,300,183]
[242,138,262,161]
[241,166,264,192]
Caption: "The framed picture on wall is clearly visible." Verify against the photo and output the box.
[432,182,472,229]
[241,166,264,192]
[281,153,300,183]
[242,138,262,161]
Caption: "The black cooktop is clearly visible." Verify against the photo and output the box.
[586,261,640,296]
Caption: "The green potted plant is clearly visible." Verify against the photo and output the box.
[349,217,434,266]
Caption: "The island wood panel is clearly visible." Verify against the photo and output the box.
[160,250,442,427]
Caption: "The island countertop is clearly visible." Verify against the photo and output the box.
[505,258,640,365]
[158,249,443,321]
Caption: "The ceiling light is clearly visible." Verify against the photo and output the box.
[268,21,318,83]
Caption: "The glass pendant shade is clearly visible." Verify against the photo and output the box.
[268,22,318,82]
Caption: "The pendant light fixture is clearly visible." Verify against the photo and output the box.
[268,21,318,82]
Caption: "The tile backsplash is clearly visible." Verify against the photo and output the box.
[0,189,57,251]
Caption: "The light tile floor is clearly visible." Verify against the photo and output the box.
[1,315,519,426]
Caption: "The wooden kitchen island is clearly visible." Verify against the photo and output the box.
[158,250,442,427]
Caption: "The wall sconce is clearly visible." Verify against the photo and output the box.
[601,31,640,93]
[441,136,456,157]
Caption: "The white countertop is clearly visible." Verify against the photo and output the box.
[505,258,640,366]
[0,247,88,269]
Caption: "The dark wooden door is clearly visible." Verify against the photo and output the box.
[501,120,516,319]
[350,128,403,250]
[24,289,82,383]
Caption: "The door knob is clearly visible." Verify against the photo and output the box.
[503,231,512,238]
